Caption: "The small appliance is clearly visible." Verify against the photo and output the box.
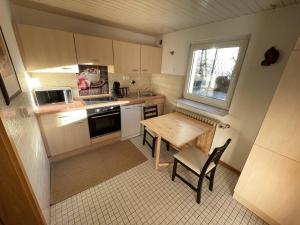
[34,87,73,106]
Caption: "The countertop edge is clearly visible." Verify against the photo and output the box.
[34,95,165,116]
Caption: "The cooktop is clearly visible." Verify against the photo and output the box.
[83,96,117,105]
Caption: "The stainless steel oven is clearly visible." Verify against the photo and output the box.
[87,105,121,138]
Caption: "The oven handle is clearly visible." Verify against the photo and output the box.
[90,112,120,119]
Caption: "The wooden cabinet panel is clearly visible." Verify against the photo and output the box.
[39,114,65,156]
[255,52,300,162]
[39,110,91,156]
[17,24,77,71]
[113,40,140,73]
[74,33,113,65]
[234,145,300,225]
[295,36,300,50]
[235,37,300,225]
[141,45,162,74]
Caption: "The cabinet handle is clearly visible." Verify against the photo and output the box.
[57,116,70,118]
[91,59,99,62]
[73,121,84,124]
[142,69,148,72]
[90,112,120,119]
[132,69,139,72]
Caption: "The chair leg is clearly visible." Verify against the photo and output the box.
[151,137,156,158]
[196,175,205,204]
[166,142,170,151]
[172,159,178,181]
[143,130,146,145]
[209,168,216,191]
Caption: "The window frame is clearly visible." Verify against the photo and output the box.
[184,39,248,110]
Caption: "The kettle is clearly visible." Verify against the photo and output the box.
[112,81,121,97]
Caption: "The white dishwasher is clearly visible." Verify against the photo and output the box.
[121,104,142,140]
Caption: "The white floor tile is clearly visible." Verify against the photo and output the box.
[50,136,267,225]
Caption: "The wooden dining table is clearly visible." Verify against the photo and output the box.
[141,112,213,169]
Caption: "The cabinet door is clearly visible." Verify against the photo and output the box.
[40,110,91,156]
[295,36,300,50]
[74,33,113,65]
[255,51,300,162]
[141,45,162,74]
[235,145,300,225]
[39,113,66,156]
[113,40,140,73]
[17,24,77,71]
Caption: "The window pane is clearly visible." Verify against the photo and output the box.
[188,46,240,101]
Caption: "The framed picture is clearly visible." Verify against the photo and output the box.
[0,26,21,105]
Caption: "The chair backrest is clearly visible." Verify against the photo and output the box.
[201,139,231,175]
[143,105,158,120]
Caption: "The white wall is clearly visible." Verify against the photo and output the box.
[160,5,300,171]
[0,0,50,223]
[11,4,156,45]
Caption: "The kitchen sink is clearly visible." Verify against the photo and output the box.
[139,91,156,97]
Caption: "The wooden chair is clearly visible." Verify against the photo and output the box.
[172,139,231,203]
[142,105,170,157]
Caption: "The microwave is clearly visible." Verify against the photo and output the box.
[34,87,73,106]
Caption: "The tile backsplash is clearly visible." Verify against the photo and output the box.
[31,72,153,97]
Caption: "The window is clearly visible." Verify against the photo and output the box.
[184,39,248,110]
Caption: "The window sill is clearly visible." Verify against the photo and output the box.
[176,98,228,117]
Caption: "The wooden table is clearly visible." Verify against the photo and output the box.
[141,112,212,169]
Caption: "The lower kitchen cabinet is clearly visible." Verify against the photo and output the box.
[39,109,91,156]
[121,104,142,140]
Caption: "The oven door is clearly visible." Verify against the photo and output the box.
[88,110,121,138]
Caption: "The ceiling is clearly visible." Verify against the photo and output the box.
[12,0,299,35]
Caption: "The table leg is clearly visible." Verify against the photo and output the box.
[155,135,162,169]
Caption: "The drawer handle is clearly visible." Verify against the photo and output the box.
[142,69,148,72]
[132,69,139,72]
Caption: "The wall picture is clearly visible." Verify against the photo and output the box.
[0,27,21,105]
[77,65,109,96]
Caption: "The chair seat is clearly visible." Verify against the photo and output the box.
[174,147,216,175]
[145,127,157,138]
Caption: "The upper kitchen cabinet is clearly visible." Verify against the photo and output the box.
[17,24,77,71]
[113,40,140,74]
[141,45,162,74]
[74,33,113,65]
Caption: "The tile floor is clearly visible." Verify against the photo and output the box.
[50,136,268,225]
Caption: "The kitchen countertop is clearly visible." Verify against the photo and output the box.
[34,94,165,115]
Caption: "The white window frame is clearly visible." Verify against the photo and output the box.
[184,39,248,110]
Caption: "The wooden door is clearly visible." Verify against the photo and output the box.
[74,33,113,65]
[113,40,140,73]
[17,24,77,71]
[141,45,162,74]
[0,117,46,225]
